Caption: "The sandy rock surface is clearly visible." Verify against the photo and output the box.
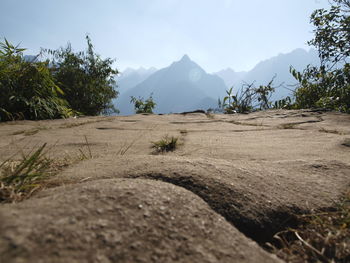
[0,110,349,262]
[0,179,280,263]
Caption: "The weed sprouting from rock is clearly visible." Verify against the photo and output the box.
[0,144,50,202]
[151,136,178,153]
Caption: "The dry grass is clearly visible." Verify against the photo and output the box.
[0,136,95,203]
[268,191,350,263]
[117,137,139,156]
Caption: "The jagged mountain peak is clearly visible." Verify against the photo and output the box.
[171,54,197,66]
[180,54,191,62]
[115,55,227,114]
[168,54,204,74]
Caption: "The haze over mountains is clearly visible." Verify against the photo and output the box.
[114,49,320,115]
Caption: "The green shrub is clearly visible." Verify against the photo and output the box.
[291,65,350,112]
[0,39,72,121]
[43,35,119,116]
[220,78,278,114]
[130,94,156,114]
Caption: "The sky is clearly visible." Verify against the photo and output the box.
[1,0,330,73]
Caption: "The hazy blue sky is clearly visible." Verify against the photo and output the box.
[1,0,329,72]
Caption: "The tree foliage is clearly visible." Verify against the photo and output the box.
[44,35,119,116]
[309,0,350,66]
[0,39,71,121]
[292,0,350,112]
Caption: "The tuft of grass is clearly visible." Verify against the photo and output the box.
[0,143,51,203]
[268,191,350,263]
[117,137,139,156]
[0,136,99,203]
[77,135,93,160]
[151,136,178,153]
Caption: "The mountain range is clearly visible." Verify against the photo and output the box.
[215,48,320,100]
[116,67,157,94]
[114,55,227,114]
[114,49,320,115]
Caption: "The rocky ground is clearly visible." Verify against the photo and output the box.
[0,109,349,262]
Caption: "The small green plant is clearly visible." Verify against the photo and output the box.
[151,136,178,153]
[220,83,257,114]
[0,143,50,202]
[222,86,253,114]
[130,94,156,114]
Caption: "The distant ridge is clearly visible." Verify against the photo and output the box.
[116,67,157,94]
[215,68,247,88]
[214,48,320,100]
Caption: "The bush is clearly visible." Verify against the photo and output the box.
[220,78,278,114]
[44,35,119,116]
[130,94,156,114]
[291,65,350,112]
[0,39,72,121]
